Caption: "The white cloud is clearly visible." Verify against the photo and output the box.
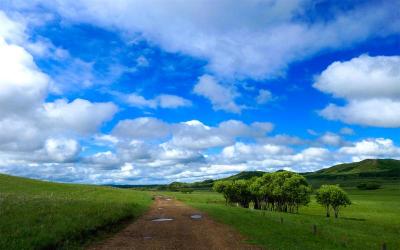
[10,1,399,79]
[85,151,121,169]
[171,120,273,150]
[339,138,400,161]
[320,98,400,128]
[314,55,400,99]
[318,132,344,147]
[113,117,171,140]
[124,93,191,109]
[315,55,400,127]
[157,94,192,108]
[221,142,291,163]
[136,55,149,67]
[0,11,26,44]
[44,99,117,135]
[256,89,272,104]
[0,12,119,168]
[193,74,242,113]
[45,138,80,163]
[0,38,49,115]
[340,127,354,135]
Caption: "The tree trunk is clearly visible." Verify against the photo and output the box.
[254,199,261,209]
[326,205,330,217]
[334,208,339,218]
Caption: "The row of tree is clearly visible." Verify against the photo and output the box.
[213,171,351,217]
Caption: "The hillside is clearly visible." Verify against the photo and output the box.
[302,159,400,187]
[0,173,152,249]
[161,159,400,190]
[222,171,265,180]
[306,159,400,178]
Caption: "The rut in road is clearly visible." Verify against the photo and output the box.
[88,196,262,250]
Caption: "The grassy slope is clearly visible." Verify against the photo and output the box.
[313,159,400,175]
[305,159,400,187]
[0,174,152,249]
[165,185,400,250]
[164,159,400,190]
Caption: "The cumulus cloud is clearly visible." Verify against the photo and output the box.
[314,55,400,99]
[193,74,242,113]
[124,93,191,109]
[45,138,80,163]
[315,55,400,127]
[6,1,399,79]
[256,89,272,104]
[0,11,26,44]
[340,127,354,135]
[339,138,400,161]
[0,12,118,167]
[44,99,117,135]
[1,5,400,184]
[113,117,171,140]
[318,132,344,147]
[0,38,49,115]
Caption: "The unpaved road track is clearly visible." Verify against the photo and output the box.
[89,196,261,250]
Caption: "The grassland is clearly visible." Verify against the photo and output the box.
[0,174,152,249]
[164,184,400,250]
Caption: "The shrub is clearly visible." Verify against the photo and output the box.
[316,185,351,218]
[357,182,381,190]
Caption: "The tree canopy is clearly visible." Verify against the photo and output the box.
[316,185,351,218]
[213,171,312,213]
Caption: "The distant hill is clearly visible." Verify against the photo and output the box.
[305,159,400,178]
[161,159,400,190]
[221,171,265,181]
[303,159,400,187]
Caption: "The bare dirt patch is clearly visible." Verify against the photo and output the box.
[88,196,261,249]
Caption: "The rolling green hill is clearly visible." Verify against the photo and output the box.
[309,158,400,177]
[222,170,265,180]
[302,159,400,187]
[161,159,400,190]
[0,173,152,249]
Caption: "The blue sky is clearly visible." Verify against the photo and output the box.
[0,0,399,184]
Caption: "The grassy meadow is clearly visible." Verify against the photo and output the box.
[0,174,152,249]
[164,184,400,250]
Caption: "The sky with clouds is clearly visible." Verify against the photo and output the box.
[0,0,399,184]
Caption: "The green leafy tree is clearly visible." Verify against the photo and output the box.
[248,177,264,209]
[213,181,231,205]
[316,185,351,218]
[282,174,312,213]
[233,180,252,208]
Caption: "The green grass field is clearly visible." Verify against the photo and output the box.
[165,184,400,250]
[0,174,152,249]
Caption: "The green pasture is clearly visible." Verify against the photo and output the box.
[165,184,400,249]
[0,174,152,249]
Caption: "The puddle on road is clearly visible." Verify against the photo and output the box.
[190,214,202,220]
[143,236,152,240]
[152,218,174,222]
[165,198,172,201]
[158,207,163,210]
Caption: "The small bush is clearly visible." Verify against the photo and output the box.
[180,188,194,194]
[357,182,381,190]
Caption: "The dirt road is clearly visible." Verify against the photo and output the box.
[88,196,261,250]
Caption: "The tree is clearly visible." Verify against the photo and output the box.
[282,174,312,213]
[248,177,264,209]
[213,181,231,205]
[315,185,333,217]
[233,180,252,208]
[214,171,312,213]
[316,185,351,218]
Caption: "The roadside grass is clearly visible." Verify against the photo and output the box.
[0,174,152,250]
[164,184,400,250]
